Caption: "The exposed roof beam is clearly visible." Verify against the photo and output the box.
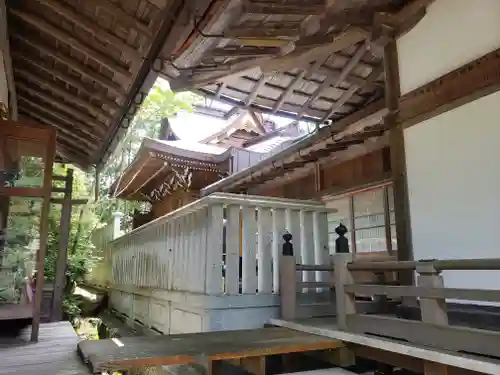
[19,111,94,162]
[244,74,268,107]
[298,41,369,119]
[248,110,266,134]
[127,162,168,198]
[11,9,132,78]
[207,46,283,59]
[273,57,326,114]
[0,0,17,119]
[12,52,119,111]
[15,35,126,96]
[16,82,107,134]
[214,82,226,99]
[223,23,302,39]
[15,68,113,121]
[85,0,152,37]
[18,105,97,151]
[33,0,141,62]
[171,26,369,91]
[17,95,101,141]
[319,65,384,123]
[242,0,327,15]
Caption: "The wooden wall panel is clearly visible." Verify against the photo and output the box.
[257,148,390,201]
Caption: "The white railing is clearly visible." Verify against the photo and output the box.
[108,193,335,295]
[86,212,123,288]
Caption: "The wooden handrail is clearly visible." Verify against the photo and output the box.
[347,257,500,272]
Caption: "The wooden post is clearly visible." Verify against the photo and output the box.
[111,212,123,240]
[31,128,56,342]
[334,253,355,330]
[383,32,414,287]
[416,263,448,325]
[416,262,449,375]
[51,168,73,321]
[280,232,297,321]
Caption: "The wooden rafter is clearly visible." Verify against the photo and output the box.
[272,58,326,114]
[242,0,327,16]
[16,95,101,141]
[34,0,140,62]
[207,46,283,59]
[223,23,302,39]
[127,162,168,198]
[18,114,93,161]
[245,74,268,107]
[85,0,153,37]
[18,100,98,149]
[170,26,369,91]
[16,82,107,133]
[298,41,369,119]
[11,8,132,78]
[319,65,384,123]
[15,69,113,121]
[12,52,118,110]
[19,108,95,154]
[15,35,126,96]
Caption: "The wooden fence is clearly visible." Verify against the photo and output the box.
[101,193,335,296]
[280,251,500,358]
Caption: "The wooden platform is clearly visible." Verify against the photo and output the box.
[78,326,345,374]
[0,321,89,375]
[270,317,500,375]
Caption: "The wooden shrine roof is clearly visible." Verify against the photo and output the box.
[201,99,388,195]
[111,137,230,201]
[6,0,209,169]
[163,0,432,124]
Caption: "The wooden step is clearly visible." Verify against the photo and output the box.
[78,327,344,374]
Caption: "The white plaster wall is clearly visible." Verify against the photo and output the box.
[404,91,500,292]
[397,0,500,95]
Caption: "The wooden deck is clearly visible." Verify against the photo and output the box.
[270,317,500,375]
[78,326,345,374]
[0,321,89,375]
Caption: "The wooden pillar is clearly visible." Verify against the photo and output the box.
[51,168,73,321]
[31,129,56,342]
[383,35,414,287]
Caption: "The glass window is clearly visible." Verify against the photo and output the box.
[326,185,397,255]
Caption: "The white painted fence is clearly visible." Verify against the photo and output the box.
[109,193,335,296]
[86,212,123,288]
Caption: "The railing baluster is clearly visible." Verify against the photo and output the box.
[313,211,330,291]
[242,206,258,294]
[300,210,314,292]
[197,208,208,293]
[286,209,302,287]
[272,208,285,293]
[257,207,273,294]
[206,204,224,294]
[226,205,241,295]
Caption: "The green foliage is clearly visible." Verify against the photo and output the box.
[94,81,199,224]
[1,80,196,319]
